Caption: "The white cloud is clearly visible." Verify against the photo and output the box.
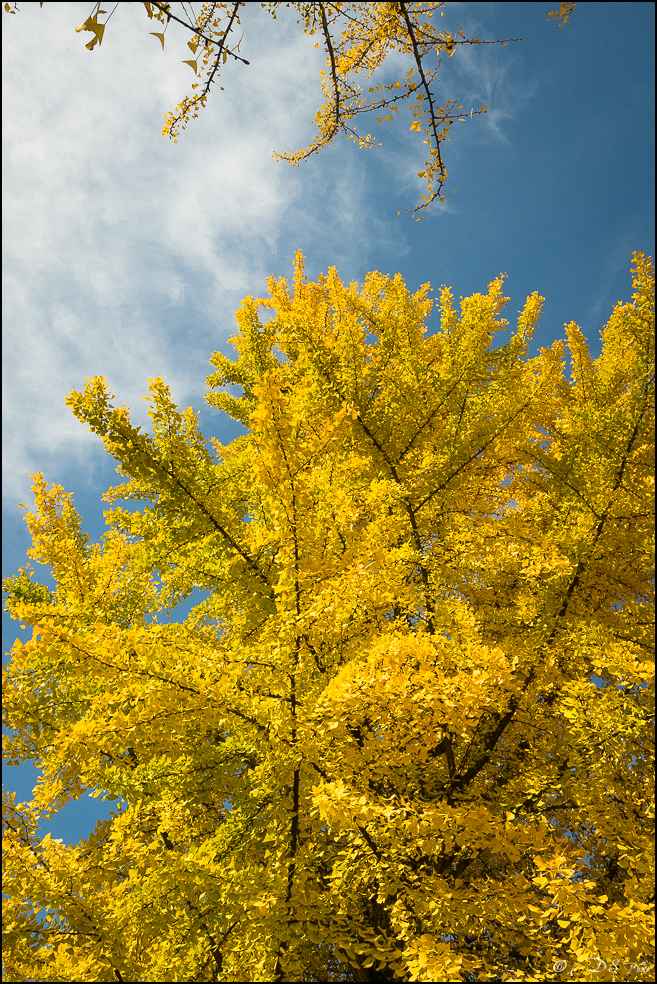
[3,2,403,503]
[448,43,537,147]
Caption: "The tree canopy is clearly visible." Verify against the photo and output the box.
[2,1,577,214]
[3,251,654,982]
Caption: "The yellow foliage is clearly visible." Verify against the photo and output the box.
[3,252,654,982]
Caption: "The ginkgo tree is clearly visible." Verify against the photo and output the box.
[2,1,577,214]
[3,252,654,982]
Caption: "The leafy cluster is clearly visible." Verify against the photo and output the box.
[3,253,654,982]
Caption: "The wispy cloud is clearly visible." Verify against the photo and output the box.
[3,3,399,503]
[355,6,539,212]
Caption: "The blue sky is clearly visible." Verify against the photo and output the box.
[2,2,655,845]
